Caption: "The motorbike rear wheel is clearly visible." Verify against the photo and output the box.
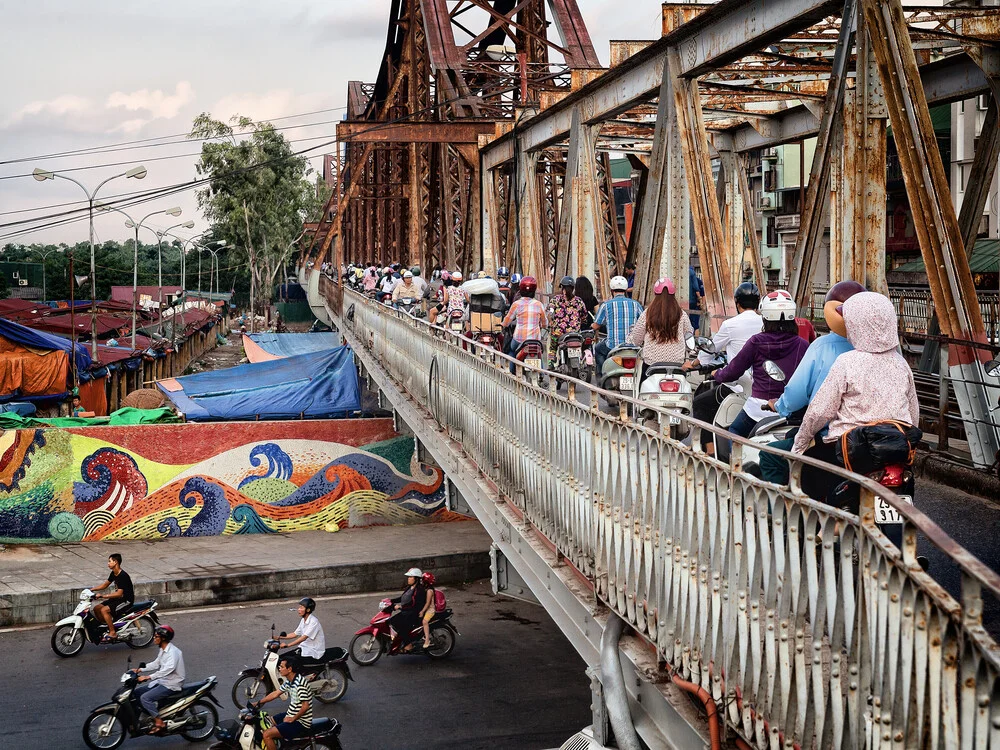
[51,623,86,658]
[179,699,218,741]
[231,673,267,708]
[313,665,348,704]
[426,625,457,659]
[125,615,155,649]
[82,709,125,750]
[349,632,384,666]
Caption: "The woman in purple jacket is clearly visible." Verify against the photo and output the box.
[712,290,809,439]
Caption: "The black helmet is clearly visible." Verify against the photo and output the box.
[298,597,316,614]
[559,275,575,288]
[734,282,760,310]
[154,625,175,642]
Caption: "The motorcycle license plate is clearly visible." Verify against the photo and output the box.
[568,348,580,359]
[620,376,634,391]
[875,495,911,525]
[526,358,542,369]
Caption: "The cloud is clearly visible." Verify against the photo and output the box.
[209,89,335,123]
[9,95,91,123]
[106,81,195,121]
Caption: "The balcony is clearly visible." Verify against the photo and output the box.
[775,213,800,231]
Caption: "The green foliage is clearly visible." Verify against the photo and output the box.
[0,268,8,299]
[189,114,323,311]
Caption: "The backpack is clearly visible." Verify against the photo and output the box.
[433,589,447,612]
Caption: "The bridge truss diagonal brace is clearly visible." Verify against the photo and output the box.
[336,313,708,750]
[558,110,603,284]
[860,0,1000,467]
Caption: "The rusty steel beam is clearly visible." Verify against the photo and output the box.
[958,96,1000,252]
[736,153,768,292]
[336,120,498,144]
[860,0,999,468]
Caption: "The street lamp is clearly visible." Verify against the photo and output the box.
[97,203,182,349]
[31,246,62,302]
[156,219,193,334]
[32,165,147,356]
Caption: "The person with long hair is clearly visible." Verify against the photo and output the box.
[626,277,693,376]
[574,275,599,322]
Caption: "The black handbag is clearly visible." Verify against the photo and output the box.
[835,420,923,475]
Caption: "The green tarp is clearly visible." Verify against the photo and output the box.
[0,407,181,430]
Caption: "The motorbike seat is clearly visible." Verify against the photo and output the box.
[430,609,452,622]
[644,362,684,377]
[306,717,341,737]
[168,679,212,702]
[128,600,155,613]
[749,415,787,437]
[320,646,347,663]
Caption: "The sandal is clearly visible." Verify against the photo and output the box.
[423,640,432,649]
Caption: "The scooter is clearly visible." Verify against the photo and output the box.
[211,703,342,750]
[473,328,504,353]
[82,657,222,749]
[349,597,459,666]
[447,309,465,334]
[554,331,594,383]
[51,588,159,658]
[828,463,915,549]
[231,626,352,708]
[396,297,424,318]
[636,362,693,439]
[598,344,640,406]
[713,360,795,467]
[514,339,546,383]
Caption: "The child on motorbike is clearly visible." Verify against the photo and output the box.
[419,572,438,649]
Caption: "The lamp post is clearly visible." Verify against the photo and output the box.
[156,220,194,336]
[161,230,206,342]
[32,165,147,356]
[97,203,182,349]
[31,246,62,302]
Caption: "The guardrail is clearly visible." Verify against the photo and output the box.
[339,286,1000,750]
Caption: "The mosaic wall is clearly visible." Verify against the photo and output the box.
[0,419,459,543]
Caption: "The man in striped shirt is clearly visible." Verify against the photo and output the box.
[260,655,314,749]
[592,275,644,372]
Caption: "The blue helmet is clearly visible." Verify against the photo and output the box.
[510,273,522,285]
[497,266,510,279]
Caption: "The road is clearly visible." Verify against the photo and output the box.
[0,581,591,750]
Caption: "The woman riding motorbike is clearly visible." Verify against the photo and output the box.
[389,568,427,652]
[625,277,693,379]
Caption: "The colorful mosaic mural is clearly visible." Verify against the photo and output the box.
[0,419,460,543]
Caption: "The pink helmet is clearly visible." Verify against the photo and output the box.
[441,270,452,281]
[653,277,675,295]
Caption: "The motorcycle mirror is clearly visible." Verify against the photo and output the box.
[985,357,1000,377]
[279,631,287,637]
[696,337,716,354]
[685,336,696,350]
[763,360,786,382]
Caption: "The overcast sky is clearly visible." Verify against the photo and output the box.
[0,0,662,247]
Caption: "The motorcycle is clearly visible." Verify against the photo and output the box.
[598,344,640,406]
[396,297,424,318]
[231,626,352,708]
[712,360,795,467]
[82,657,221,749]
[514,339,546,383]
[828,463,914,549]
[51,588,159,658]
[349,597,459,666]
[211,703,342,750]
[473,329,504,354]
[636,362,693,440]
[554,331,595,383]
[447,309,465,335]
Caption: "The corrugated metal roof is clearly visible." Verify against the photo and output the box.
[892,238,999,274]
[610,158,632,181]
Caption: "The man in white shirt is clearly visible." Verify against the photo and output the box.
[133,625,186,733]
[684,282,763,454]
[278,597,326,664]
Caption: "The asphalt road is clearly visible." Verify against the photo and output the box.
[0,581,591,750]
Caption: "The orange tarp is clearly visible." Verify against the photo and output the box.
[78,376,108,417]
[241,335,281,364]
[0,337,69,397]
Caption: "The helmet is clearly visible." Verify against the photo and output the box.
[298,597,316,614]
[824,280,866,337]
[497,266,510,279]
[759,289,797,321]
[405,567,423,578]
[383,267,392,275]
[154,625,175,642]
[452,271,463,282]
[403,270,413,279]
[610,275,628,292]
[559,275,575,288]
[477,270,489,279]
[510,273,522,285]
[421,572,436,586]
[410,266,420,276]
[441,270,452,282]
[519,276,538,297]
[653,277,675,295]
[734,282,760,310]
[391,263,401,271]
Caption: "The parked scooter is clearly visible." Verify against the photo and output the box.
[82,657,221,749]
[598,344,640,405]
[349,597,459,666]
[51,588,159,657]
[211,703,342,750]
[231,626,352,708]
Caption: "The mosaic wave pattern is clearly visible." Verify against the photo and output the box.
[0,420,458,542]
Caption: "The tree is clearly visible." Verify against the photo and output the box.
[0,270,8,300]
[189,114,323,316]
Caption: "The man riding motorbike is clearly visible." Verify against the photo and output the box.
[758,280,865,487]
[132,625,184,734]
[592,275,643,372]
[92,553,134,641]
[276,597,326,667]
[683,282,763,455]
[391,270,421,307]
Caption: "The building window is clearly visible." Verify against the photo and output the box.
[978,94,989,111]
[979,214,990,237]
[766,217,778,247]
[958,163,968,192]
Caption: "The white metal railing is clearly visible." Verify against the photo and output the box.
[340,287,1000,750]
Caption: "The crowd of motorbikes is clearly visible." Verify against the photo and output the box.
[58,582,460,749]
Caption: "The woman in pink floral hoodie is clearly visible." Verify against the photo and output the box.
[791,292,919,464]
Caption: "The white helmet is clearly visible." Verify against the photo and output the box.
[609,275,628,292]
[759,289,797,321]
[405,567,423,577]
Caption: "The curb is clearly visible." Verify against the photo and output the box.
[0,551,490,627]
[913,450,1000,504]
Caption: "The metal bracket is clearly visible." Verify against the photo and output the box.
[490,543,541,605]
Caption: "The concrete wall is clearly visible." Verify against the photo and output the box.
[0,419,461,542]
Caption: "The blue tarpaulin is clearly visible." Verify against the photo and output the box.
[243,332,340,362]
[157,347,360,421]
[0,317,92,373]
